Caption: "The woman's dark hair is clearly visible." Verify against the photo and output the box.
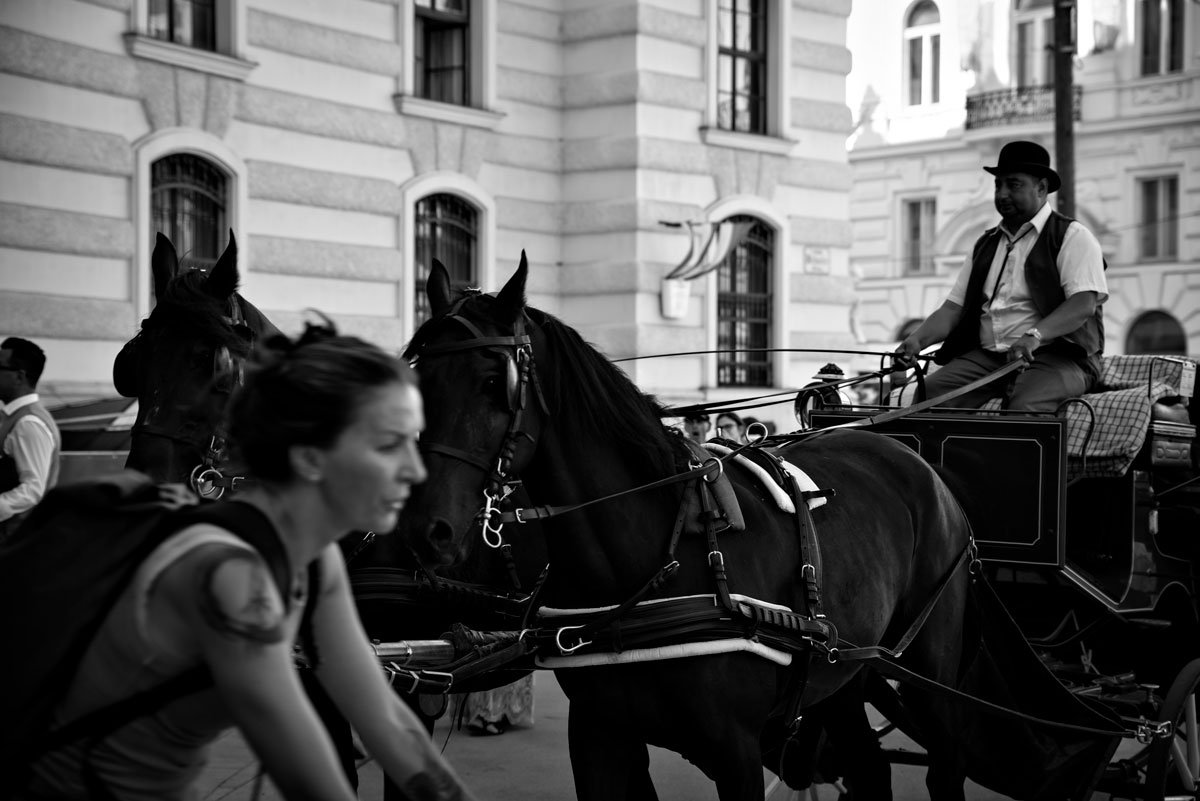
[715,411,744,428]
[227,320,417,481]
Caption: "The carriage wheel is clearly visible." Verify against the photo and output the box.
[1146,657,1200,801]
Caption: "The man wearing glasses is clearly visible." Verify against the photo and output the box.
[0,337,61,539]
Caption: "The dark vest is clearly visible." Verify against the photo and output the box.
[937,210,1106,377]
[0,401,62,536]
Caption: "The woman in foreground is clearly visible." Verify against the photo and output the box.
[21,323,478,801]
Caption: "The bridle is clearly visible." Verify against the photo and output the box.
[131,295,255,499]
[410,296,548,549]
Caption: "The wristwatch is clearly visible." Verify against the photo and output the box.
[1025,328,1043,342]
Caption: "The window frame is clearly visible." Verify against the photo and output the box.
[134,130,248,322]
[1013,4,1056,89]
[414,0,470,107]
[396,0,503,129]
[1137,174,1179,262]
[715,0,769,136]
[150,153,229,273]
[901,197,937,276]
[701,0,792,153]
[400,173,495,340]
[712,214,776,389]
[412,192,479,328]
[903,0,942,107]
[1138,0,1185,77]
[126,0,254,81]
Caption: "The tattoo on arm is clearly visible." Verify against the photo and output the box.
[397,768,466,801]
[198,553,287,644]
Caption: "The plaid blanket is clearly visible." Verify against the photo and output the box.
[978,355,1197,479]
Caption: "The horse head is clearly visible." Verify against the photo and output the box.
[397,252,548,567]
[399,252,681,578]
[114,231,280,489]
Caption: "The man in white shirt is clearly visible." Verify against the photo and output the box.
[895,141,1108,412]
[0,337,61,538]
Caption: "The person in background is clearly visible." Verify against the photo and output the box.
[17,323,479,801]
[681,412,712,444]
[715,412,748,444]
[895,140,1107,411]
[0,337,61,540]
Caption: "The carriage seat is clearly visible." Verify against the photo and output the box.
[973,354,1197,480]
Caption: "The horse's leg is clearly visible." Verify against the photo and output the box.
[901,588,969,801]
[566,701,658,801]
[704,725,765,801]
[817,675,892,800]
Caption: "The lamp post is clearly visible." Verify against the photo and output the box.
[1054,0,1076,216]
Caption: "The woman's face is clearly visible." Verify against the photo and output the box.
[319,381,427,533]
[716,416,743,441]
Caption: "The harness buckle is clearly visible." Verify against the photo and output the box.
[708,550,725,569]
[801,563,817,579]
[701,457,723,483]
[190,466,226,500]
[1136,719,1174,744]
[513,507,528,524]
[554,625,593,655]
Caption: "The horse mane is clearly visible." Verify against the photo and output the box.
[145,268,250,350]
[407,292,682,482]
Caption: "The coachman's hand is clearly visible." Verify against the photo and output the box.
[1009,334,1038,366]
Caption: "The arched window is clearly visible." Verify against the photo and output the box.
[717,215,773,387]
[151,153,228,271]
[414,193,478,325]
[904,1,941,106]
[1126,310,1186,355]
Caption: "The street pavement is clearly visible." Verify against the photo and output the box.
[194,671,1049,800]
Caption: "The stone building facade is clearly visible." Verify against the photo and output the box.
[0,0,857,433]
[845,0,1199,370]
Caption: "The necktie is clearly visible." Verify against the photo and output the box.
[989,226,1033,300]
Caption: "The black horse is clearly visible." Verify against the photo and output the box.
[399,255,976,800]
[113,232,277,488]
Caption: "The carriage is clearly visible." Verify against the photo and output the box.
[805,353,1200,800]
[51,233,1200,800]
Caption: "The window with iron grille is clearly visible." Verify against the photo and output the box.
[904,1,941,105]
[151,154,227,272]
[1126,310,1186,355]
[415,0,470,106]
[717,0,767,134]
[902,198,936,275]
[1138,176,1179,261]
[414,194,478,326]
[717,216,773,387]
[148,0,216,51]
[1140,0,1184,76]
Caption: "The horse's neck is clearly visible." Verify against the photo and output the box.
[524,431,680,602]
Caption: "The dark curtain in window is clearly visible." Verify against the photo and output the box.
[717,216,773,387]
[414,193,478,326]
[151,154,227,273]
[148,0,215,51]
[415,0,470,106]
[1126,310,1186,355]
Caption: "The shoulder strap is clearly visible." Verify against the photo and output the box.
[31,501,304,760]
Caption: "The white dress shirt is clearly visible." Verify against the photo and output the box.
[946,201,1108,352]
[0,393,57,521]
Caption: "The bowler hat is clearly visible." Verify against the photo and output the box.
[813,363,845,381]
[983,141,1061,193]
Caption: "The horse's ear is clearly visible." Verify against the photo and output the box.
[494,251,528,322]
[151,232,178,305]
[206,230,240,300]
[427,259,453,317]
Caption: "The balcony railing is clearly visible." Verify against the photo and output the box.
[965,85,1082,130]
